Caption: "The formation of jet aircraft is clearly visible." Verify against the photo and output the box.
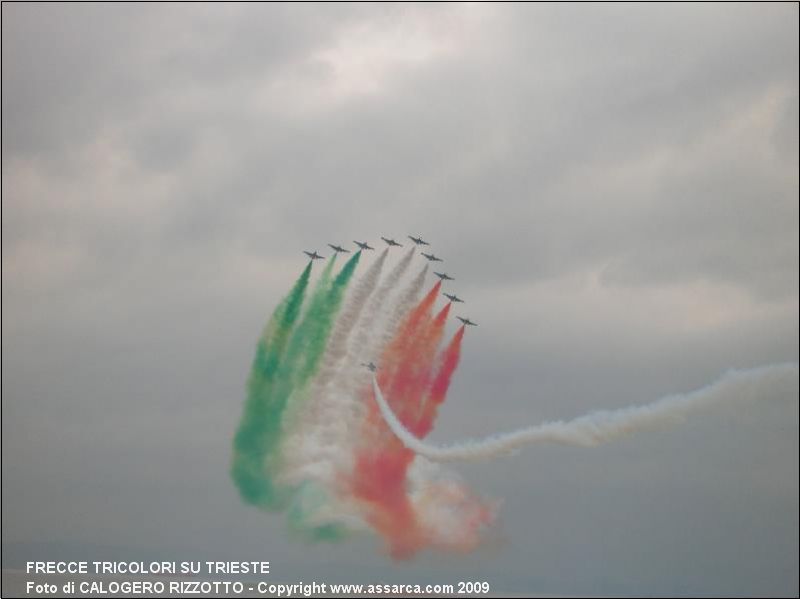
[303,237,478,329]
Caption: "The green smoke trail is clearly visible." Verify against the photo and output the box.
[264,252,360,507]
[231,261,315,508]
[232,253,361,511]
[290,251,362,386]
[282,253,362,539]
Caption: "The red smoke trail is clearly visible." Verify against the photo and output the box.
[350,442,420,558]
[362,320,497,555]
[351,306,492,557]
[392,302,451,423]
[351,283,450,557]
[375,281,441,393]
[414,325,465,438]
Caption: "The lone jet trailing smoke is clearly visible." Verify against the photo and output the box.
[232,236,796,562]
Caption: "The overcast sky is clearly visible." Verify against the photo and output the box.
[2,3,798,596]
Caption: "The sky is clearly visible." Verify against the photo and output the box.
[2,3,798,596]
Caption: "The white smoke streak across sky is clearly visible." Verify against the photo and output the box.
[233,242,797,559]
[372,363,799,462]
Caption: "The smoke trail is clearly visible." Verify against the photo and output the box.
[375,263,429,357]
[230,262,313,507]
[415,325,465,437]
[232,254,362,510]
[285,253,426,510]
[233,240,797,560]
[241,252,359,513]
[372,363,799,463]
[390,302,451,424]
[321,259,429,444]
[356,297,450,473]
[279,250,386,487]
[352,247,415,364]
[349,283,453,558]
[377,280,441,394]
[288,253,360,386]
[318,248,417,443]
[306,249,379,389]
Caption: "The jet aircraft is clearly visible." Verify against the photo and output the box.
[421,252,443,262]
[408,235,430,246]
[381,237,403,247]
[354,241,374,251]
[457,317,477,326]
[328,244,350,254]
[434,271,454,281]
[443,293,464,303]
[304,251,324,260]
[361,361,378,372]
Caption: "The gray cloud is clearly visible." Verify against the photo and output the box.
[3,3,798,596]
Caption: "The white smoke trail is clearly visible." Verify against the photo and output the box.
[351,247,415,365]
[329,258,428,425]
[372,363,799,462]
[372,263,429,356]
[310,249,388,388]
[277,249,423,529]
[279,251,387,481]
[323,250,420,432]
[349,263,430,447]
[280,256,428,494]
